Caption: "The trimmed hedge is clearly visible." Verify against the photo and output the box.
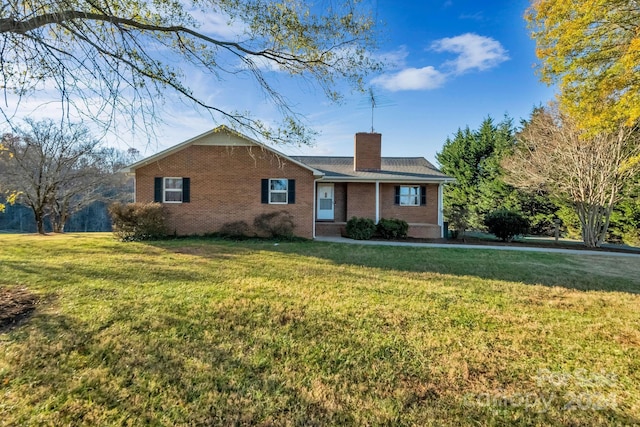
[218,221,252,239]
[254,211,295,238]
[484,209,530,242]
[109,202,168,241]
[346,217,376,240]
[377,218,409,239]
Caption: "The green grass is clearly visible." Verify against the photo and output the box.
[1,233,639,426]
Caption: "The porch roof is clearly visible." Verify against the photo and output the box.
[290,156,453,183]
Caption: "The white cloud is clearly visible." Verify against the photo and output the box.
[431,33,509,74]
[372,33,508,92]
[244,55,283,72]
[189,9,247,40]
[371,66,447,91]
[375,46,410,70]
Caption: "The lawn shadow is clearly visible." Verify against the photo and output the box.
[229,240,640,294]
[144,238,640,294]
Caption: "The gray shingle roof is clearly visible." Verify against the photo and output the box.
[289,156,451,182]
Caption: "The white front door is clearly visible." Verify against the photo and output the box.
[317,184,334,220]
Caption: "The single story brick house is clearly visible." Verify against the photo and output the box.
[123,126,453,239]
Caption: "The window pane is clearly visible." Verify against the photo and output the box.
[400,186,419,196]
[270,192,287,203]
[165,191,183,202]
[319,199,332,210]
[270,179,288,191]
[165,178,182,190]
[399,186,420,206]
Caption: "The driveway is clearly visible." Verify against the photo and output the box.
[314,236,640,258]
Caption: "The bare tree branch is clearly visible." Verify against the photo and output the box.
[1,0,381,145]
[503,105,640,247]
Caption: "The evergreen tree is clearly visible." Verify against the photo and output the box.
[437,117,519,230]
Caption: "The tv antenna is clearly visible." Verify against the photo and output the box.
[359,87,395,133]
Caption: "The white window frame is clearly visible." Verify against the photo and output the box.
[269,178,288,204]
[399,185,421,206]
[163,177,183,203]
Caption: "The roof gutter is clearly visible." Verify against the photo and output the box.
[317,177,455,184]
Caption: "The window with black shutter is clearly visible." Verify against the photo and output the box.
[397,185,421,206]
[262,178,295,204]
[155,177,190,203]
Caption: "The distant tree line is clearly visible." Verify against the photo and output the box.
[0,200,123,233]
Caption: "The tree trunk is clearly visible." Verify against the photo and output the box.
[51,216,65,233]
[577,203,599,247]
[577,202,616,248]
[32,208,45,234]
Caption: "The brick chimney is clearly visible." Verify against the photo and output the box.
[354,132,381,171]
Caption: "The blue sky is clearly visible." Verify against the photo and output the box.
[296,0,556,164]
[10,0,556,166]
[157,0,556,164]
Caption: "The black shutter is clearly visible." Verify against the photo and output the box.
[394,186,400,205]
[261,179,269,204]
[182,178,190,203]
[420,186,427,206]
[288,179,295,204]
[154,177,163,202]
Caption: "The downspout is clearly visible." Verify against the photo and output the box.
[132,174,137,203]
[313,178,320,239]
[375,180,380,224]
[438,183,444,237]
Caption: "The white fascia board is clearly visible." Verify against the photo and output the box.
[317,177,454,184]
[122,125,324,177]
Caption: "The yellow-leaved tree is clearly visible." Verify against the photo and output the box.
[0,143,18,213]
[526,0,640,131]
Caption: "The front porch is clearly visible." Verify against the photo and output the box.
[313,181,444,239]
[315,221,347,237]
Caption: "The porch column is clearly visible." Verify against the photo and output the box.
[375,180,380,223]
[438,183,444,237]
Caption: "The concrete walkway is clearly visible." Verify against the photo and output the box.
[314,236,640,258]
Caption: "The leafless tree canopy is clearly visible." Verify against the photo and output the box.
[0,119,126,233]
[0,0,379,145]
[503,106,640,247]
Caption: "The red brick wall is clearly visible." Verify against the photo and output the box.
[346,182,376,220]
[407,224,441,239]
[135,144,315,238]
[380,183,439,223]
[354,133,381,170]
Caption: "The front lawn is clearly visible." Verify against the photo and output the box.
[1,234,638,426]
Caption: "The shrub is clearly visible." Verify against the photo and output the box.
[444,204,469,240]
[109,202,168,241]
[217,221,252,239]
[484,209,530,242]
[346,216,376,240]
[254,211,295,238]
[377,218,408,239]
